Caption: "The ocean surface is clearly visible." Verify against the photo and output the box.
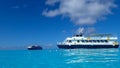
[0,49,120,68]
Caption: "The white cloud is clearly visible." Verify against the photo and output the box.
[43,0,116,25]
[45,0,60,5]
[43,9,60,17]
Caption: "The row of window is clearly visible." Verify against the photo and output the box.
[67,40,108,43]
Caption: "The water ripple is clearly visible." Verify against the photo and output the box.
[64,49,120,64]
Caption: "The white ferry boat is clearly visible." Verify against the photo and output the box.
[57,29,119,49]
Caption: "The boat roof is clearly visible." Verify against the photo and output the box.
[89,34,113,37]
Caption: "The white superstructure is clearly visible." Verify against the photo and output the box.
[58,34,118,46]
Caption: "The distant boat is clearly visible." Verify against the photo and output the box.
[57,28,119,49]
[27,45,42,50]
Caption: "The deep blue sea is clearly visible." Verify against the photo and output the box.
[0,49,120,68]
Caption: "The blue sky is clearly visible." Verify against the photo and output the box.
[0,0,120,50]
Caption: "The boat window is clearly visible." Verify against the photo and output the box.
[87,40,89,42]
[104,40,108,43]
[69,40,72,43]
[89,40,92,42]
[67,40,72,43]
[93,40,96,42]
[85,40,89,42]
[66,40,68,42]
[81,40,85,42]
[79,34,83,36]
[76,35,79,37]
[97,40,100,43]
[101,40,104,42]
[77,40,80,43]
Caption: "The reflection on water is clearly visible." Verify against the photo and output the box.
[0,49,120,68]
[63,49,120,64]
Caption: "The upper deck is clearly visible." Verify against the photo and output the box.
[67,33,118,40]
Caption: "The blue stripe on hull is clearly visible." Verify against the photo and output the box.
[57,45,119,49]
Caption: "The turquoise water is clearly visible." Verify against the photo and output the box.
[0,49,120,68]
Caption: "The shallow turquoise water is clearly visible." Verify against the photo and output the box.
[0,49,120,68]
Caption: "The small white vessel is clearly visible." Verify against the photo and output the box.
[27,45,42,50]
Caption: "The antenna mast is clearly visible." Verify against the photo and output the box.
[78,27,84,34]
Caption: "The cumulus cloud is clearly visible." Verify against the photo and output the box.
[43,0,116,25]
[45,0,60,5]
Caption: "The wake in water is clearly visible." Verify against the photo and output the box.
[63,49,120,64]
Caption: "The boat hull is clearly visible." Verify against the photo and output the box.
[27,46,42,50]
[28,48,42,50]
[57,45,119,49]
